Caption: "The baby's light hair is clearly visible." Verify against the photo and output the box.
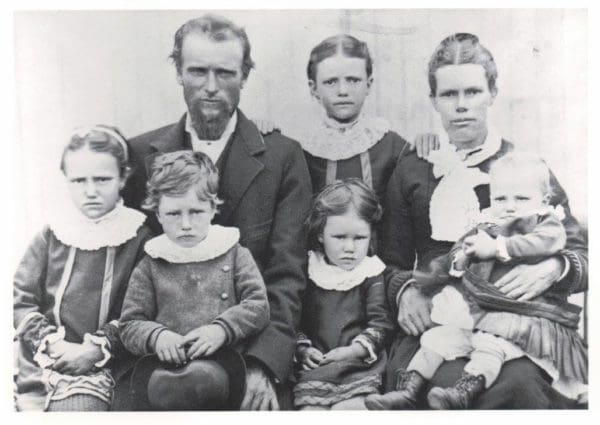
[305,178,382,253]
[489,152,553,199]
[142,151,223,212]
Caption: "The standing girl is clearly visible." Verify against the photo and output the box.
[14,126,152,411]
[303,35,408,211]
[294,179,394,410]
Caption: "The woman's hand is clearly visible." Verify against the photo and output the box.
[182,324,227,359]
[252,119,280,135]
[154,330,186,365]
[494,257,563,301]
[50,340,104,375]
[397,285,434,336]
[296,345,324,370]
[320,343,367,365]
[411,133,440,159]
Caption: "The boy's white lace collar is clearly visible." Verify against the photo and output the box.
[308,250,386,291]
[302,110,391,161]
[145,225,240,263]
[49,201,146,250]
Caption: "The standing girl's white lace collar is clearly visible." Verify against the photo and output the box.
[48,200,146,251]
[302,109,391,161]
[145,225,240,263]
[308,250,386,291]
[427,125,503,242]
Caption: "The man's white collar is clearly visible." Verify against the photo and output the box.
[308,250,385,291]
[49,201,146,250]
[145,225,240,263]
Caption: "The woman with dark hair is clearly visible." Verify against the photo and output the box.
[365,33,587,409]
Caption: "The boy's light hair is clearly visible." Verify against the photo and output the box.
[142,151,223,212]
[489,152,553,200]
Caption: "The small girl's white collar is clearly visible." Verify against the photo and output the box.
[308,250,386,291]
[49,201,146,250]
[145,225,240,263]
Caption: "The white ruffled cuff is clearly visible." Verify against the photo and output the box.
[558,255,570,281]
[396,278,417,309]
[83,333,112,368]
[352,335,377,365]
[449,258,466,278]
[33,327,66,368]
[495,236,512,263]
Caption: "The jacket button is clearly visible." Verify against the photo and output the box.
[221,293,229,300]
[222,265,230,272]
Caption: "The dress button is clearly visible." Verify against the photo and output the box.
[222,265,230,272]
[221,293,229,300]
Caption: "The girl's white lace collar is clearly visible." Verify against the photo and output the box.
[427,125,502,242]
[302,110,391,161]
[145,225,239,263]
[49,201,146,251]
[308,250,386,291]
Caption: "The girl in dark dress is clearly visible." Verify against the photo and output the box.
[293,179,394,410]
[302,35,408,249]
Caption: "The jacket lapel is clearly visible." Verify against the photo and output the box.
[150,114,189,153]
[217,111,266,223]
[143,115,190,175]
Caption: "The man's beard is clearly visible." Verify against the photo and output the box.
[189,99,233,141]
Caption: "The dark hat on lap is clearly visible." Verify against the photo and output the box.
[129,347,246,410]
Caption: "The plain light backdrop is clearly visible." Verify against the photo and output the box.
[13,9,587,256]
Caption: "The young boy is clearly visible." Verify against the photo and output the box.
[119,151,269,410]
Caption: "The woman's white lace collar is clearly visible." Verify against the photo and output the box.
[302,110,391,161]
[427,125,503,178]
[145,225,239,263]
[49,201,146,250]
[427,125,502,242]
[308,250,386,291]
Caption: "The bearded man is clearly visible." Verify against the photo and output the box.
[120,14,312,410]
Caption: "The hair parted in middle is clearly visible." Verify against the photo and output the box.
[306,34,373,82]
[60,125,131,179]
[428,33,498,97]
[169,14,255,80]
[142,150,223,212]
[305,178,382,253]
